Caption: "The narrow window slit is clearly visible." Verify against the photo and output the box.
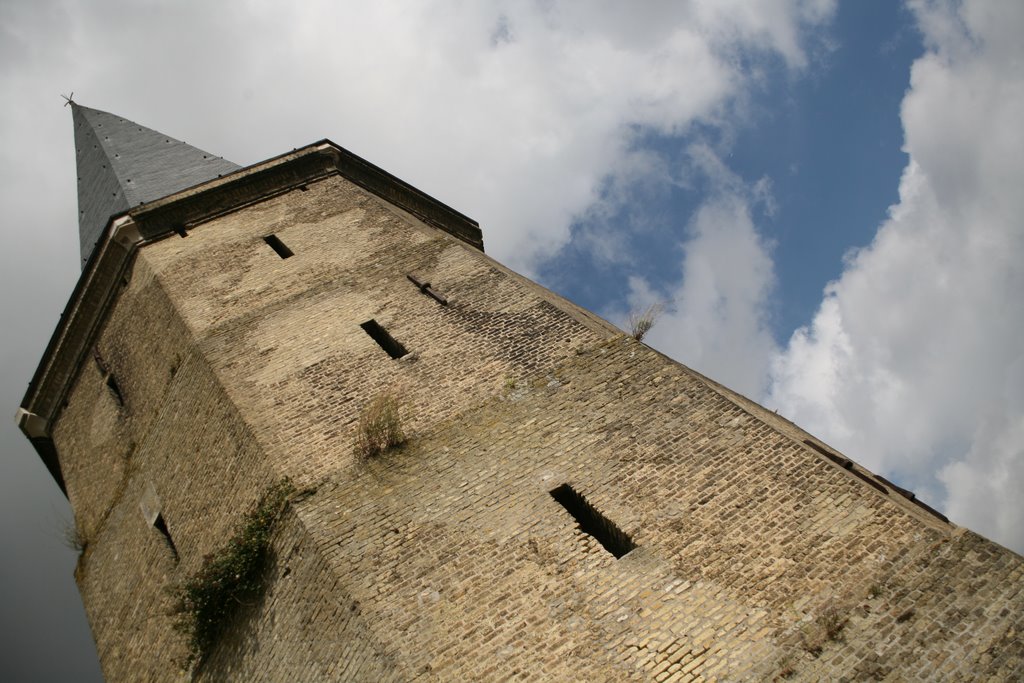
[264,234,294,259]
[106,374,124,406]
[360,320,408,359]
[550,484,636,559]
[153,513,179,561]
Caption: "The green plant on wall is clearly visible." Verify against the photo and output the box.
[171,479,294,667]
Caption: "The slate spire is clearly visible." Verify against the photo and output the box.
[72,103,240,267]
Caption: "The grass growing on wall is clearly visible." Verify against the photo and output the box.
[172,479,294,667]
[355,393,405,460]
[628,303,663,342]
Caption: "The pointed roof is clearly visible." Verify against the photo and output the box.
[72,103,240,267]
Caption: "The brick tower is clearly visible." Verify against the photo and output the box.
[17,105,1024,681]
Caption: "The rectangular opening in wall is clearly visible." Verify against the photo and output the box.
[360,319,408,359]
[106,374,124,406]
[263,234,294,259]
[154,513,179,561]
[173,224,188,238]
[550,484,636,559]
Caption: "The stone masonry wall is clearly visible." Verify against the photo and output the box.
[197,510,400,682]
[141,175,611,491]
[51,171,1023,681]
[290,334,1023,680]
[52,252,394,680]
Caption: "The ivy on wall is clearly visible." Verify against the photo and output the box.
[171,479,294,667]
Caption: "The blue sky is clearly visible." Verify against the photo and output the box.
[731,1,918,335]
[1,1,1021,680]
[541,1,920,346]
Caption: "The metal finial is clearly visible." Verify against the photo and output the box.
[61,92,75,107]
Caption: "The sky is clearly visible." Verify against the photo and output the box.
[1,1,1021,680]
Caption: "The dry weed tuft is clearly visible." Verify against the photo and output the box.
[628,303,664,342]
[355,393,405,459]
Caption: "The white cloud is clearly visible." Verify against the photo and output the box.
[0,0,836,278]
[769,0,1024,552]
[689,0,837,69]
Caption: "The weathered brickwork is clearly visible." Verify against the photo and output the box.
[292,336,1023,680]
[199,511,401,682]
[53,257,264,679]
[49,171,1023,681]
[142,176,604,491]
